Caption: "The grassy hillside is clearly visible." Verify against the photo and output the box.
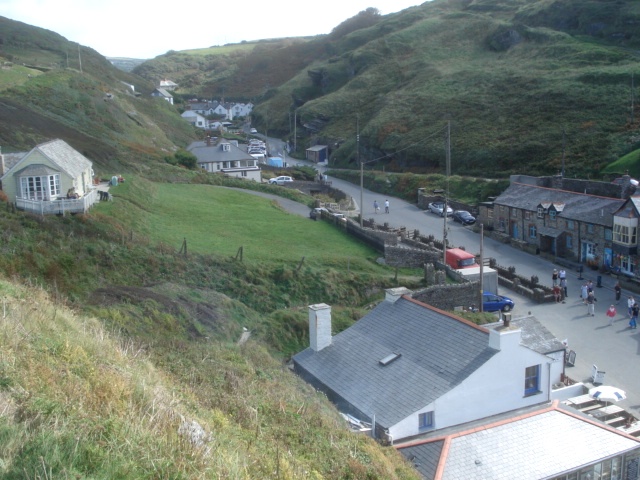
[256,0,640,178]
[0,16,198,174]
[0,278,420,479]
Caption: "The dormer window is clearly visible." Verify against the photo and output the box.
[222,143,231,152]
[537,207,545,218]
[549,210,557,220]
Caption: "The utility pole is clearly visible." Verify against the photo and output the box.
[479,223,484,312]
[294,110,297,154]
[632,72,635,125]
[357,114,364,227]
[561,128,566,178]
[443,121,451,265]
[77,44,82,74]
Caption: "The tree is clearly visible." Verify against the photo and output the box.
[174,149,197,169]
[330,8,381,40]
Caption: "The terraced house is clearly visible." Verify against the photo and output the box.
[479,175,637,271]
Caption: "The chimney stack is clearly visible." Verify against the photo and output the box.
[385,287,412,303]
[309,303,332,352]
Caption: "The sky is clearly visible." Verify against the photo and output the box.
[1,0,424,59]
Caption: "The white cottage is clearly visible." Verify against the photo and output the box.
[0,139,98,214]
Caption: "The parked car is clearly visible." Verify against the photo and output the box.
[250,128,258,134]
[452,210,476,225]
[309,207,328,220]
[483,292,514,312]
[269,176,293,185]
[428,202,453,216]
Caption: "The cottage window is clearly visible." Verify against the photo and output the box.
[566,220,574,230]
[499,219,506,231]
[529,225,537,239]
[605,228,612,241]
[511,208,517,218]
[418,411,434,430]
[614,223,637,245]
[241,171,247,177]
[524,211,530,220]
[20,174,61,200]
[566,235,573,249]
[587,223,594,234]
[537,207,544,218]
[549,210,557,220]
[524,365,540,396]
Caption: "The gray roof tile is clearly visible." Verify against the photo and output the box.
[293,297,497,428]
[494,183,624,226]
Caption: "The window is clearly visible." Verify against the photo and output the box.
[605,228,612,241]
[241,171,247,177]
[529,225,537,239]
[587,223,594,234]
[524,211,530,220]
[511,208,517,218]
[537,207,544,218]
[499,219,506,231]
[549,210,557,220]
[566,235,573,249]
[524,365,540,396]
[613,224,637,244]
[19,174,61,200]
[419,411,434,429]
[566,220,574,230]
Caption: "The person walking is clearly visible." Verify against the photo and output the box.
[559,269,566,283]
[586,291,596,316]
[614,281,621,304]
[552,269,558,286]
[581,282,589,304]
[628,296,635,318]
[553,284,562,303]
[630,303,639,329]
[384,199,390,214]
[560,277,568,300]
[373,200,379,214]
[606,304,617,326]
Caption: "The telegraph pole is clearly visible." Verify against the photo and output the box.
[358,114,364,227]
[443,121,451,265]
[479,223,484,312]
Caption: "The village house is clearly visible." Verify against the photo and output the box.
[0,139,98,214]
[150,87,173,105]
[477,175,637,270]
[187,137,261,182]
[158,79,178,91]
[293,288,569,444]
[612,196,640,277]
[181,110,207,129]
[398,400,640,480]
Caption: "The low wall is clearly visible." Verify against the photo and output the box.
[384,244,440,268]
[412,282,480,311]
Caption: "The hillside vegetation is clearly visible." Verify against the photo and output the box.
[136,0,640,179]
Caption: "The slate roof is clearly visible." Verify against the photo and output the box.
[0,151,27,175]
[486,316,565,355]
[36,139,92,178]
[293,296,497,429]
[187,139,255,164]
[2,139,92,181]
[495,182,624,226]
[398,402,640,480]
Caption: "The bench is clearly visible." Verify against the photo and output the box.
[579,404,604,413]
[619,423,640,436]
[605,416,627,427]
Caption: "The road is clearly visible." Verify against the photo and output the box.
[275,157,640,419]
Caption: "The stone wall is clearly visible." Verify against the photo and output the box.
[384,244,441,268]
[412,281,480,311]
[345,219,398,252]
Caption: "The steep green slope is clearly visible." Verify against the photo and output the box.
[0,16,198,174]
[254,0,640,178]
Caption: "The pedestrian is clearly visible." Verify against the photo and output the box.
[553,284,562,303]
[374,200,379,214]
[581,282,589,304]
[606,304,617,326]
[586,291,596,316]
[559,269,566,282]
[615,282,621,304]
[552,269,558,286]
[630,303,639,329]
[587,280,594,293]
[560,277,568,300]
[384,199,390,214]
[628,296,635,318]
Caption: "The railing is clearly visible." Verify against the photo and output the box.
[16,189,98,215]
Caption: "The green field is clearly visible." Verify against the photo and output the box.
[145,183,382,268]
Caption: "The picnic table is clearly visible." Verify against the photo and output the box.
[590,405,624,420]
